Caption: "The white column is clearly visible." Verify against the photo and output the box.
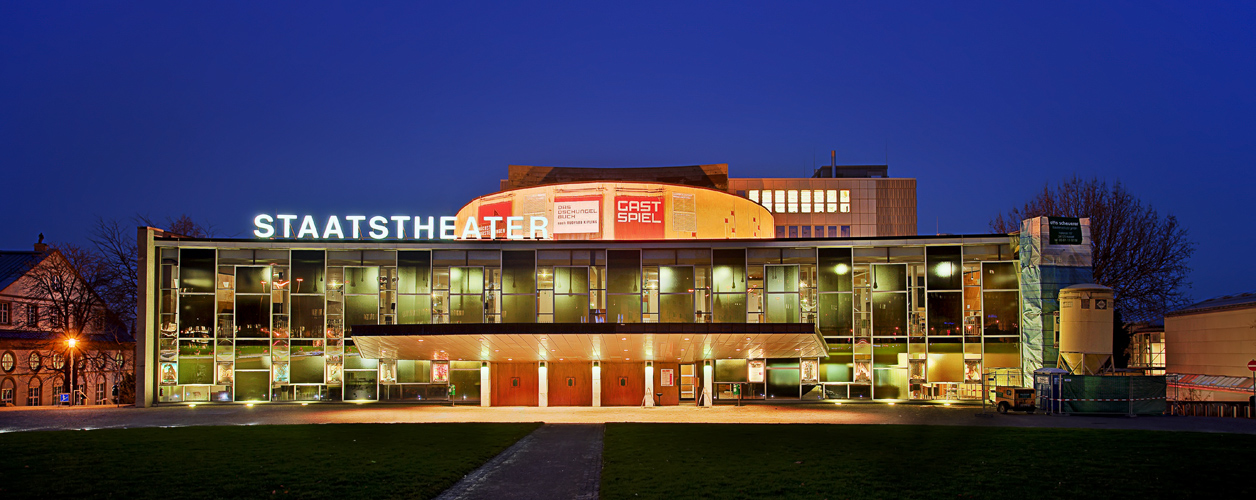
[592,361,601,407]
[480,362,491,407]
[538,362,548,407]
[702,361,714,407]
[644,362,655,406]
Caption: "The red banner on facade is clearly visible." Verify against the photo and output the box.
[614,195,664,240]
[477,201,512,239]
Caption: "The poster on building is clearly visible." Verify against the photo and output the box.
[614,195,665,240]
[477,201,513,239]
[1047,217,1082,245]
[554,196,601,234]
[748,360,765,383]
[432,361,450,383]
[160,362,177,385]
[660,368,675,387]
[801,359,818,382]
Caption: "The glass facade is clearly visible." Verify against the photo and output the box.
[148,238,1019,404]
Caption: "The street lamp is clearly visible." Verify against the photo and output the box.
[66,337,78,406]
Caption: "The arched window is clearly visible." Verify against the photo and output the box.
[52,353,65,370]
[0,377,14,405]
[26,376,41,406]
[1,351,14,372]
[28,352,40,372]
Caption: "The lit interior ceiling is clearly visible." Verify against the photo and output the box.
[353,330,826,363]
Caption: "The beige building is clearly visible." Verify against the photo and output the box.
[0,240,132,407]
[503,163,918,239]
[1164,292,1256,402]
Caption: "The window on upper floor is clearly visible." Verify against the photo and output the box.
[800,190,811,213]
[1,351,14,372]
[826,190,837,213]
[25,304,38,328]
[773,190,785,214]
[840,203,851,213]
[0,302,10,324]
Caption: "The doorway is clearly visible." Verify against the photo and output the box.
[680,364,696,402]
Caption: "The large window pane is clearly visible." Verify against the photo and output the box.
[501,295,536,323]
[398,251,432,294]
[397,294,432,324]
[177,340,213,384]
[872,293,907,336]
[713,294,746,323]
[818,248,853,292]
[344,295,378,329]
[659,266,694,294]
[291,250,326,294]
[451,267,483,295]
[927,292,962,335]
[234,340,271,370]
[872,264,907,292]
[344,371,378,401]
[449,295,484,324]
[819,293,853,335]
[179,249,216,293]
[983,291,1020,336]
[555,294,589,323]
[290,341,324,384]
[502,251,535,294]
[659,294,694,323]
[179,295,214,336]
[607,250,641,294]
[234,295,270,337]
[926,246,961,290]
[235,371,270,401]
[765,265,799,293]
[607,295,641,323]
[291,295,324,338]
[712,249,746,293]
[556,267,589,294]
[345,267,380,295]
[766,293,799,323]
[235,266,270,294]
[982,262,1018,290]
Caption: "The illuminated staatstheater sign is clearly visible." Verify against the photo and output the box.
[252,214,550,240]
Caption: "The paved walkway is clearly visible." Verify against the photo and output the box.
[435,424,602,500]
[3,403,1256,434]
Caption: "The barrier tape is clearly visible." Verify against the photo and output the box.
[1057,397,1166,402]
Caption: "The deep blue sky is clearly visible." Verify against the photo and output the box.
[2,2,1253,302]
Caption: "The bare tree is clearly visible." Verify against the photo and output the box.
[21,244,131,403]
[991,176,1194,322]
[89,214,217,336]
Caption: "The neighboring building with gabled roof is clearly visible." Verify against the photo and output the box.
[0,237,133,407]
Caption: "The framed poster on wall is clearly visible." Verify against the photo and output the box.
[432,361,450,383]
[801,359,818,382]
[660,368,675,387]
[748,360,765,383]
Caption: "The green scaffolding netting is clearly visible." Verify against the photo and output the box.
[1019,217,1094,381]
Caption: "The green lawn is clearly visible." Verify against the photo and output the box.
[602,423,1256,499]
[0,423,539,499]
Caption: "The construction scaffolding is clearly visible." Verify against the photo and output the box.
[1018,217,1094,381]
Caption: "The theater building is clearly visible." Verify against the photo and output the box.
[135,165,1077,407]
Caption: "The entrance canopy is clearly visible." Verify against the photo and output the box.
[351,323,826,363]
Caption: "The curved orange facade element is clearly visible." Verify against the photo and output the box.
[455,182,774,240]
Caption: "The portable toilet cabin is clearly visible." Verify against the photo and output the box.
[1033,367,1069,415]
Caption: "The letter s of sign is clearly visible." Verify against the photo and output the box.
[254,214,275,238]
